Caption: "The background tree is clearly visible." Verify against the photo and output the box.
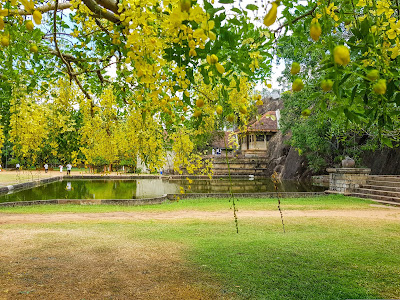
[1,0,399,170]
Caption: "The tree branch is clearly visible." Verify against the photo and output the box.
[95,19,111,36]
[96,0,119,14]
[53,0,74,77]
[53,0,92,101]
[12,0,120,24]
[71,60,118,77]
[273,3,318,33]
[82,0,121,23]
[12,2,72,16]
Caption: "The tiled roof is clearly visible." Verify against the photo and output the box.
[210,131,236,149]
[244,111,278,133]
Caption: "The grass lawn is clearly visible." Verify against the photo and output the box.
[0,194,375,213]
[0,195,399,299]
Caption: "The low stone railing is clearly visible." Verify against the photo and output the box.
[326,168,371,194]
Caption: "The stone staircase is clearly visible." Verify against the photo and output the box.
[211,157,269,176]
[351,175,400,206]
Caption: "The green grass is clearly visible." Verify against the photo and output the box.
[5,211,399,299]
[181,217,400,299]
[0,194,375,214]
[1,196,399,299]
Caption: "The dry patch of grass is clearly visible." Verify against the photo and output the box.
[0,171,61,187]
[0,225,225,299]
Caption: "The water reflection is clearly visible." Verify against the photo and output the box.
[0,178,324,203]
[169,178,324,194]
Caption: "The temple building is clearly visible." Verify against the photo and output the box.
[237,110,279,157]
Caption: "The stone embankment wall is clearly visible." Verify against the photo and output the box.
[0,176,62,195]
[326,168,371,194]
[0,195,169,207]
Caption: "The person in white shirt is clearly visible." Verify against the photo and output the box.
[59,165,63,173]
[66,163,72,175]
[44,163,49,173]
[16,163,20,170]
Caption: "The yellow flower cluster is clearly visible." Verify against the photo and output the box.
[356,0,399,59]
[9,93,49,162]
[325,2,339,22]
[249,51,263,72]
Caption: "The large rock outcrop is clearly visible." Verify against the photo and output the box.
[361,147,400,175]
[262,130,309,179]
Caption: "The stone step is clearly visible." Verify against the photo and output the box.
[366,180,400,188]
[213,167,267,171]
[354,188,400,199]
[212,163,268,169]
[362,185,400,193]
[368,176,400,183]
[350,192,400,205]
[174,180,270,187]
[211,158,267,163]
[213,168,267,175]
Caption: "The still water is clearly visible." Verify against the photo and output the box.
[0,178,324,203]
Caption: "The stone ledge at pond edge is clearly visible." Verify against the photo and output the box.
[0,195,169,207]
[167,192,326,200]
[0,176,63,195]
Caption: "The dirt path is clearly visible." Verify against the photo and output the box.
[1,208,400,225]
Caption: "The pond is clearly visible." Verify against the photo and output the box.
[0,178,325,203]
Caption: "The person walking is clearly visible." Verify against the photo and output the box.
[66,163,72,175]
[16,163,20,171]
[44,163,49,173]
[59,164,63,173]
